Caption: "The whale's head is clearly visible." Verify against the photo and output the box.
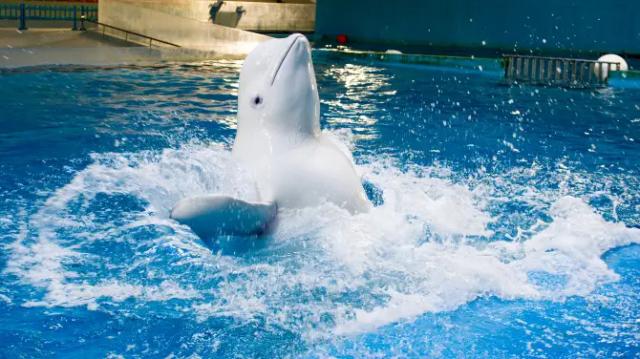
[236,34,320,138]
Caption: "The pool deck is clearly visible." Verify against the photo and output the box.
[0,26,132,48]
[316,47,503,72]
[0,25,247,68]
[0,27,149,68]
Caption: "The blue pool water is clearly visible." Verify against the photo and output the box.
[1,54,639,358]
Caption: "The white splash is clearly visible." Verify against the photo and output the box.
[4,138,639,340]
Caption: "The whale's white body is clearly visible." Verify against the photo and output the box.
[171,34,370,237]
[234,133,369,213]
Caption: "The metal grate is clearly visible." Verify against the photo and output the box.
[503,54,622,88]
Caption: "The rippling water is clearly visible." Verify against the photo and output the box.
[0,55,639,358]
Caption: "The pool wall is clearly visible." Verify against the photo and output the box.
[316,0,640,56]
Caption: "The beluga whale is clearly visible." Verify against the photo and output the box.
[171,33,371,237]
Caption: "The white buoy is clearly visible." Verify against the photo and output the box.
[594,54,628,80]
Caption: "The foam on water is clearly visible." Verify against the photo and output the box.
[4,133,640,342]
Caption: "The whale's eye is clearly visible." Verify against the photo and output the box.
[251,95,263,108]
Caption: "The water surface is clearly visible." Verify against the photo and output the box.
[0,56,639,358]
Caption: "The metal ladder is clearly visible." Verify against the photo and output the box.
[503,54,622,88]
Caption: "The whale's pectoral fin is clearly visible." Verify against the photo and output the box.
[170,195,277,238]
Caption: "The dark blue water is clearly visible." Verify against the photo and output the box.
[1,54,639,358]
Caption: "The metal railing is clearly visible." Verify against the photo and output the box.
[0,4,177,48]
[503,54,622,87]
[84,19,181,48]
[0,3,97,30]
[0,4,19,18]
[28,4,96,21]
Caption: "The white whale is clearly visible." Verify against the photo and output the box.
[171,34,371,237]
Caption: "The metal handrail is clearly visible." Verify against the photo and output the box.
[84,19,181,48]
[0,3,97,30]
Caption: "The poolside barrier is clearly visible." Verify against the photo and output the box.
[0,3,98,30]
[503,54,622,88]
[84,19,181,48]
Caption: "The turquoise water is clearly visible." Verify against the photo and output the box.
[0,55,639,358]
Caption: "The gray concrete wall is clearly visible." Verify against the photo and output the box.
[123,0,315,33]
[210,1,315,33]
[99,0,269,57]
[316,0,640,55]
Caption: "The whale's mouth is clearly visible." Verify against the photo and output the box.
[270,34,306,86]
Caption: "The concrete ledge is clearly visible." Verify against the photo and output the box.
[0,47,158,68]
[315,48,504,73]
[0,46,247,69]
